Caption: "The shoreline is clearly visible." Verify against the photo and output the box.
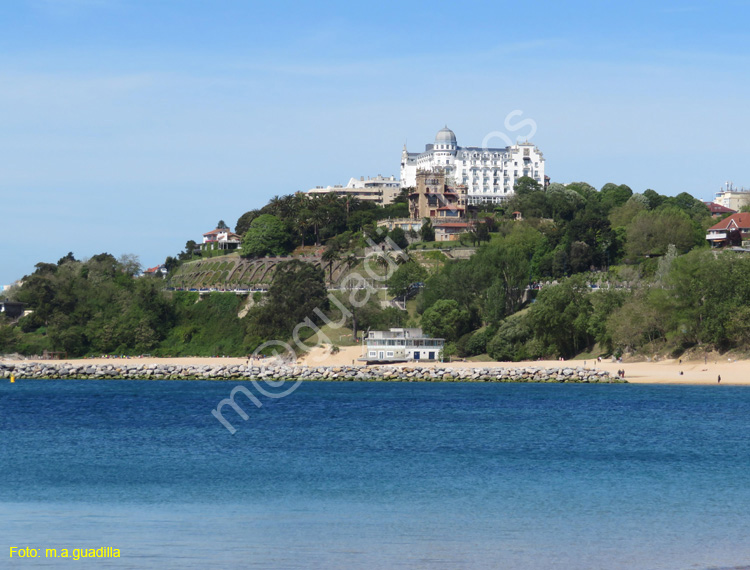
[1,346,744,384]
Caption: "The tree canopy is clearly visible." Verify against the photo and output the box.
[241,214,293,258]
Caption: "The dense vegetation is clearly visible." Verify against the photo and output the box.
[235,191,412,253]
[2,177,743,361]
[412,178,720,359]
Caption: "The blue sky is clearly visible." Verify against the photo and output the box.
[2,0,749,285]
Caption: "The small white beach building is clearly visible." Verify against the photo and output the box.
[361,328,444,363]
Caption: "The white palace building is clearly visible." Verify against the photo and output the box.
[400,126,545,205]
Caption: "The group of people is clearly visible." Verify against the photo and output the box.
[616,369,626,378]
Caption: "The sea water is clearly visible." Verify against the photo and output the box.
[1,379,750,569]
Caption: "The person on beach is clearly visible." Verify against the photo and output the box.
[718,375,721,384]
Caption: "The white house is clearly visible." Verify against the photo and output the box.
[400,126,545,205]
[202,228,242,251]
[361,328,444,363]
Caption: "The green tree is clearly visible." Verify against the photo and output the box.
[587,288,628,354]
[420,218,435,242]
[164,256,179,274]
[420,299,471,342]
[57,252,77,266]
[487,312,535,361]
[241,214,292,258]
[248,260,329,340]
[599,183,633,212]
[609,195,647,230]
[14,254,176,356]
[321,243,342,283]
[388,227,409,250]
[545,183,585,221]
[527,276,593,357]
[642,189,665,210]
[625,207,696,259]
[386,261,427,300]
[235,210,260,236]
[606,291,666,353]
[476,222,490,243]
[178,240,199,261]
[508,176,546,217]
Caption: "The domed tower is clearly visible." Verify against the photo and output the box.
[434,126,457,153]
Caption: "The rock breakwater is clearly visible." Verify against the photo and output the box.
[0,361,624,383]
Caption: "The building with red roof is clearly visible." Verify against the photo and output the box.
[703,201,736,218]
[705,213,750,247]
[202,228,242,251]
[142,265,167,277]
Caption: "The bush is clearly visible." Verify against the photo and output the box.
[467,328,493,356]
[487,314,533,361]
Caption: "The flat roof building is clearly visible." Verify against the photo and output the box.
[307,175,401,206]
[361,328,444,363]
[714,182,750,211]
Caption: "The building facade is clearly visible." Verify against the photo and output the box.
[713,182,750,211]
[703,202,736,218]
[400,126,545,205]
[361,328,444,363]
[307,175,400,205]
[408,169,467,220]
[705,213,750,247]
[202,228,242,251]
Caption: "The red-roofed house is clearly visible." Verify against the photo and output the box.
[435,222,472,242]
[706,213,750,247]
[142,265,167,277]
[202,228,242,251]
[703,202,737,218]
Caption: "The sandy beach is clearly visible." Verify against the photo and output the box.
[5,345,746,385]
[295,345,747,385]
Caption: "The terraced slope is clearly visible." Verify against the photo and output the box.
[167,254,353,290]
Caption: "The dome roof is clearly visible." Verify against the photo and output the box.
[435,126,457,144]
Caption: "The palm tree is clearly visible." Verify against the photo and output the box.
[374,252,391,281]
[295,208,312,247]
[321,245,341,284]
[389,251,407,265]
[344,253,358,272]
[310,207,327,246]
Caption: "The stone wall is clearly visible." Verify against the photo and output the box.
[0,362,624,383]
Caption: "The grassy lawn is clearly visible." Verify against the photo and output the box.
[405,299,419,320]
[409,241,468,250]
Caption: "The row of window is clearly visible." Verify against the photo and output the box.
[367,350,440,359]
[366,339,443,347]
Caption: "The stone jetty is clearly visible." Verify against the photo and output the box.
[0,361,624,383]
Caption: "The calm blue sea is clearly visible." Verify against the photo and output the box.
[2,379,750,569]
